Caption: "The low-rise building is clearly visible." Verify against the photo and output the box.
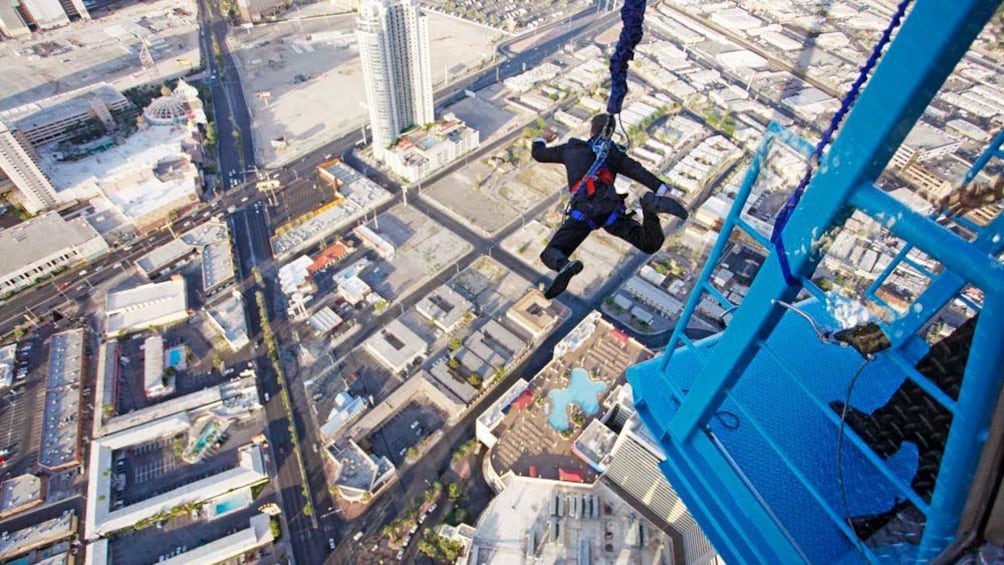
[338,276,373,306]
[161,513,275,565]
[506,290,561,341]
[0,511,76,562]
[381,114,480,182]
[143,335,173,400]
[0,474,44,518]
[622,276,683,318]
[319,391,367,441]
[324,440,395,502]
[308,307,344,335]
[0,82,128,148]
[206,292,250,352]
[362,319,428,374]
[890,122,961,170]
[416,285,473,333]
[0,212,109,295]
[104,277,188,337]
[39,329,83,471]
[353,225,395,259]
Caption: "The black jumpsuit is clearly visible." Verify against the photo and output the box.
[531,137,670,271]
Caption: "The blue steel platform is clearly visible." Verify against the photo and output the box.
[630,302,919,564]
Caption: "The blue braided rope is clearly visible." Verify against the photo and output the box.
[770,0,913,285]
[607,0,648,115]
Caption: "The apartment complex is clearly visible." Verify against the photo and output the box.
[357,0,434,159]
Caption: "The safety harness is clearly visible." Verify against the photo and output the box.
[567,136,625,231]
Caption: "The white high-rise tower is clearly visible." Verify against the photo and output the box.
[0,121,60,214]
[357,0,434,160]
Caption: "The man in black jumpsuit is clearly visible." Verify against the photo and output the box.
[532,114,688,299]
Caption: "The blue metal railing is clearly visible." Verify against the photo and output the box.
[630,1,1004,562]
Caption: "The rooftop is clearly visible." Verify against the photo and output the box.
[901,121,960,152]
[105,278,188,336]
[206,292,250,351]
[0,82,129,134]
[362,319,429,373]
[44,123,201,223]
[308,306,344,335]
[327,440,394,493]
[136,220,229,275]
[0,474,43,516]
[0,212,107,277]
[273,162,390,257]
[469,478,669,564]
[0,511,76,561]
[483,315,649,483]
[40,329,84,470]
[415,285,473,331]
[161,513,274,565]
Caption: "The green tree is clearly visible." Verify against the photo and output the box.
[447,357,460,370]
[466,374,482,388]
[406,447,419,460]
[447,483,463,501]
[448,338,462,351]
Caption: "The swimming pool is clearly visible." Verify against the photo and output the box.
[209,488,252,519]
[166,346,187,370]
[547,368,606,432]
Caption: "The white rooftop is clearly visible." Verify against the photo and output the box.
[0,212,106,277]
[43,123,200,219]
[0,474,43,515]
[161,513,275,565]
[105,278,188,336]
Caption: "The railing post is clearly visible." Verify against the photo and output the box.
[919,299,1004,560]
[667,0,1000,440]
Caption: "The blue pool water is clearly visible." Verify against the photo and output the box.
[167,347,184,367]
[212,490,251,518]
[193,423,218,453]
[547,368,606,431]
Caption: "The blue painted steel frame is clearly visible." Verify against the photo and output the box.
[632,0,1004,562]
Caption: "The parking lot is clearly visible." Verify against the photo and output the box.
[109,502,274,565]
[0,334,49,478]
[114,322,229,414]
[364,400,447,466]
[112,416,264,507]
[426,0,592,32]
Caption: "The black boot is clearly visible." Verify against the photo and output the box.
[641,193,688,220]
[544,260,583,299]
[830,401,902,459]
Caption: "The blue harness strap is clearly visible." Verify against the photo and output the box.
[569,207,624,231]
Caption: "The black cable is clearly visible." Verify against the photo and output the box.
[835,357,874,555]
[681,388,740,431]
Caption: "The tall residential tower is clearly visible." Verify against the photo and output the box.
[356,0,434,160]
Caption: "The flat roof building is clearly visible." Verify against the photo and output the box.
[161,513,275,565]
[506,290,561,341]
[206,292,250,352]
[319,391,367,441]
[362,319,429,374]
[39,329,83,471]
[623,277,684,319]
[105,277,188,337]
[308,306,345,335]
[325,440,396,502]
[0,511,76,562]
[416,285,473,333]
[0,343,15,389]
[0,211,109,294]
[0,82,127,147]
[0,473,44,518]
[275,162,391,258]
[890,122,961,170]
[382,115,480,183]
[143,335,173,400]
[353,224,395,259]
